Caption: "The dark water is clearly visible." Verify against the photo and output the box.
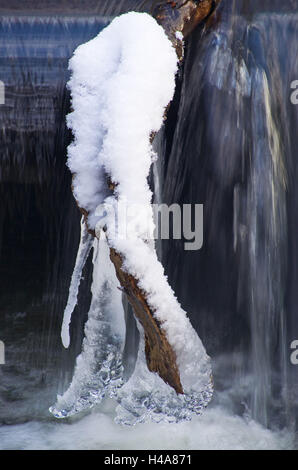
[0,0,297,437]
[158,1,298,429]
[0,15,108,423]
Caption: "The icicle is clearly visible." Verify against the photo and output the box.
[50,232,126,418]
[61,217,93,348]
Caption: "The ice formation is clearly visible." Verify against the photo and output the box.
[50,233,125,418]
[52,12,212,424]
[61,217,93,349]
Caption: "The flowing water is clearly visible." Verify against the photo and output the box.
[0,0,297,449]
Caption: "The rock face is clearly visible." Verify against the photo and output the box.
[76,0,219,395]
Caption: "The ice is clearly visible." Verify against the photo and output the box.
[61,217,93,349]
[50,233,125,418]
[115,326,213,426]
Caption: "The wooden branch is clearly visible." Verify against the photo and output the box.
[110,247,183,394]
[152,0,214,57]
[73,0,220,396]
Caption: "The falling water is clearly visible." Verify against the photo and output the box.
[0,12,111,423]
[158,0,297,428]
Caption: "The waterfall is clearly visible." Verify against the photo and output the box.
[160,2,297,426]
[0,0,297,442]
[0,13,112,423]
[245,68,287,426]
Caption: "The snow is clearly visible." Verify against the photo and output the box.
[67,11,178,229]
[175,31,184,41]
[112,237,211,393]
[66,11,212,422]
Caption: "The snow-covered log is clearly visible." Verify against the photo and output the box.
[54,1,220,423]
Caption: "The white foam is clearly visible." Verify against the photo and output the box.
[0,403,293,450]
